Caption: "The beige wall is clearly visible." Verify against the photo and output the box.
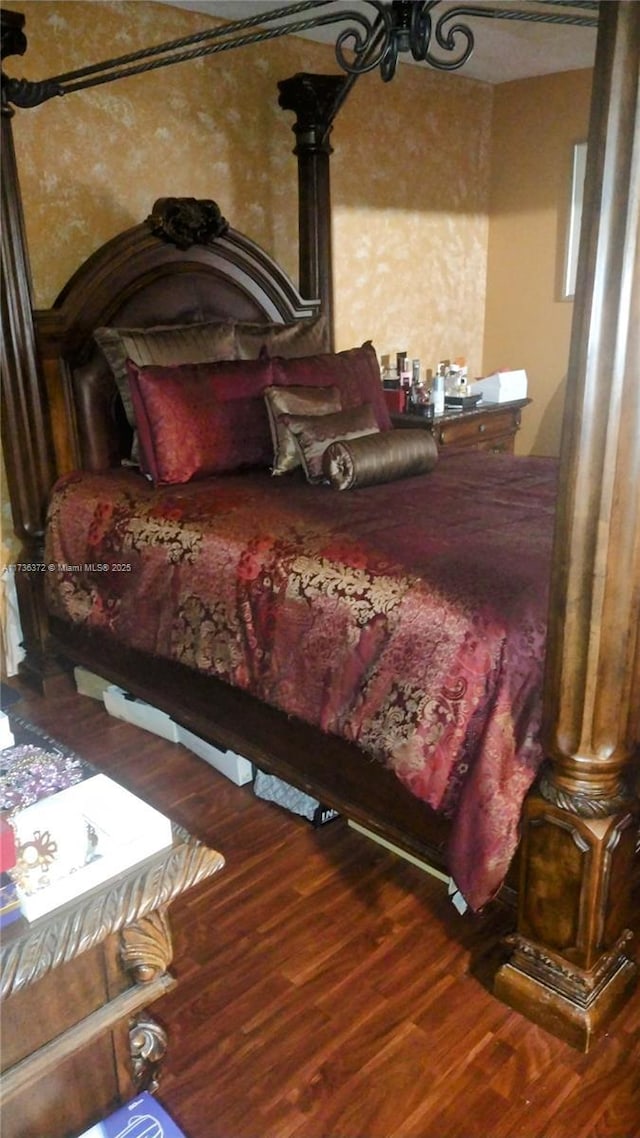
[4,3,593,476]
[483,70,593,456]
[6,1,492,380]
[331,65,492,377]
[5,1,313,303]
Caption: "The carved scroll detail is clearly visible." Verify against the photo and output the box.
[120,908,173,983]
[505,929,634,1006]
[1,834,223,999]
[130,1013,168,1092]
[539,770,633,817]
[146,197,229,249]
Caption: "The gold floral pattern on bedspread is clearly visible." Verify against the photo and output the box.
[45,455,557,910]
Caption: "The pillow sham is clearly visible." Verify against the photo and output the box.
[323,428,438,490]
[94,320,237,458]
[234,313,328,360]
[271,343,391,433]
[126,356,274,484]
[264,384,342,476]
[283,403,379,483]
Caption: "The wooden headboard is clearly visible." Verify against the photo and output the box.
[35,201,323,476]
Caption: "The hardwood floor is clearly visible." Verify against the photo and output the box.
[4,674,639,1138]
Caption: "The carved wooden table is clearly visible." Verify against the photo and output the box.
[0,819,224,1138]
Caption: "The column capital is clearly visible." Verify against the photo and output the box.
[278,72,347,149]
[1,9,27,61]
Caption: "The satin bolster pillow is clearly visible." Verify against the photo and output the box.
[323,428,438,490]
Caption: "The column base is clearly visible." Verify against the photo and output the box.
[18,649,71,695]
[494,930,637,1052]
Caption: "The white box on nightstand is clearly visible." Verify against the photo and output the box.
[469,369,528,403]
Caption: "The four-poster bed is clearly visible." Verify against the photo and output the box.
[1,1,638,1055]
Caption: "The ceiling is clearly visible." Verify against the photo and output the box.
[158,0,598,84]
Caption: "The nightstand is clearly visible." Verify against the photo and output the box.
[391,398,530,454]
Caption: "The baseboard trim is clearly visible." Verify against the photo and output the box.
[348,819,449,884]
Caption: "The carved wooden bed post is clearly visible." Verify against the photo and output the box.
[278,72,348,349]
[1,8,59,688]
[495,0,640,1050]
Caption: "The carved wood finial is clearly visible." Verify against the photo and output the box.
[145,197,229,250]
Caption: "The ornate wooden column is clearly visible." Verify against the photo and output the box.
[495,0,640,1051]
[1,8,59,687]
[278,72,348,348]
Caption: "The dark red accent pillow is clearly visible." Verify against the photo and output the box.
[126,356,274,484]
[271,343,391,432]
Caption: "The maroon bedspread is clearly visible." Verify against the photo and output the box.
[45,452,557,909]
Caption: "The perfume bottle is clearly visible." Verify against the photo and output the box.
[433,368,445,415]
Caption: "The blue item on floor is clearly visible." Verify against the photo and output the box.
[75,1091,186,1137]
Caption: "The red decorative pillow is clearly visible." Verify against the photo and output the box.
[126,357,274,484]
[94,320,237,463]
[271,343,391,433]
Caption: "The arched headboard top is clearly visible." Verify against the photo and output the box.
[35,204,323,474]
[42,217,320,350]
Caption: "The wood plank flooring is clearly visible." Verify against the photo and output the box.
[4,674,639,1138]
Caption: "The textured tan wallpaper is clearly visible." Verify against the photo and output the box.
[331,64,491,378]
[6,0,492,380]
[6,1,311,301]
[484,70,592,457]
